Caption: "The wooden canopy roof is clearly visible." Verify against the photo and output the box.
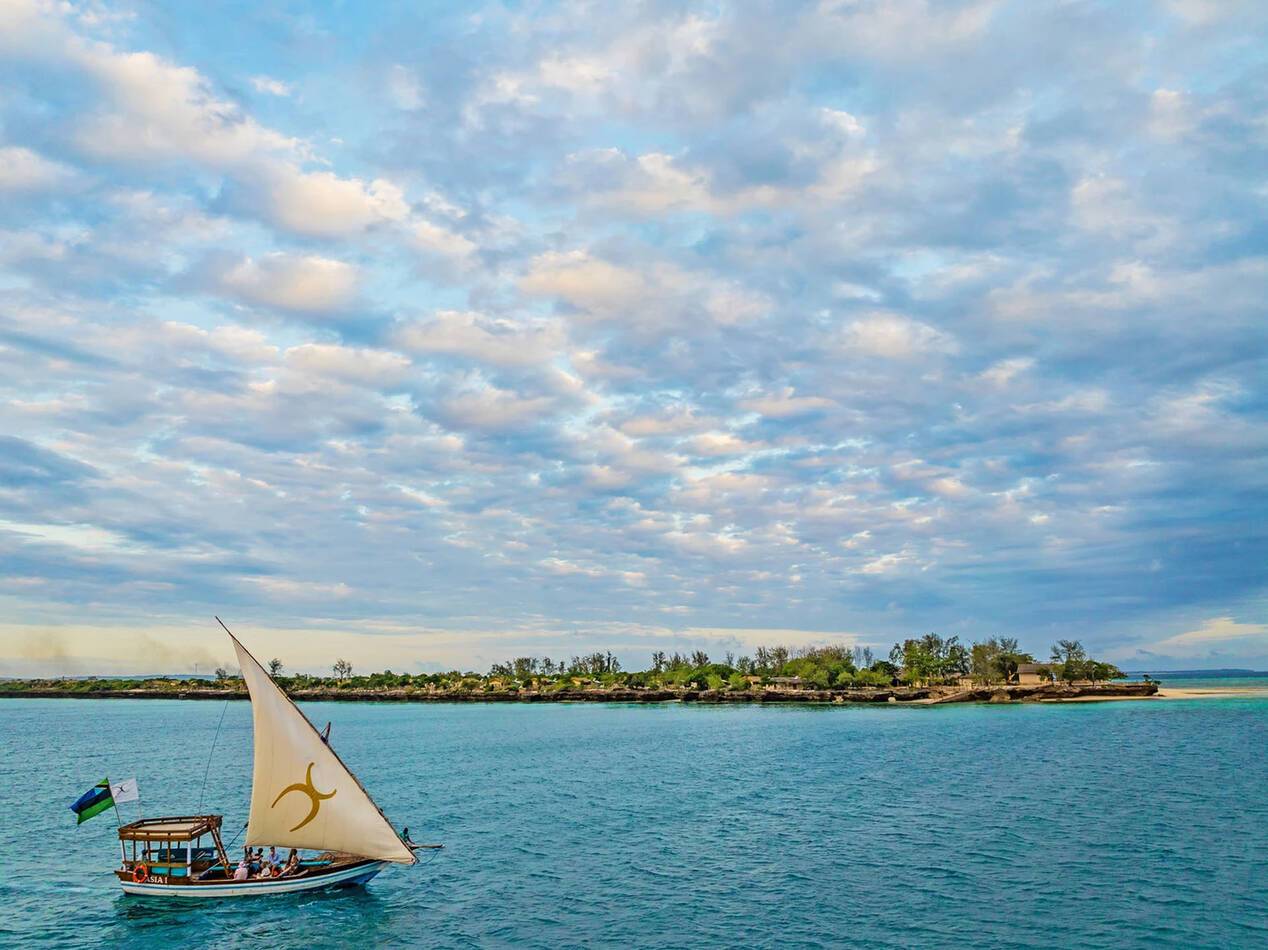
[117,815,222,841]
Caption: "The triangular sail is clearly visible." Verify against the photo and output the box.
[230,635,415,864]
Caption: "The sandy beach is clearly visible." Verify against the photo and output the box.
[1044,685,1268,702]
[1155,686,1268,700]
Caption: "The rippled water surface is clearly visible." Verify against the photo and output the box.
[3,692,1267,948]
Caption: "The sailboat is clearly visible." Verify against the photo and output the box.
[115,624,423,897]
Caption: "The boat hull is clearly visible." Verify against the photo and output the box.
[119,859,387,898]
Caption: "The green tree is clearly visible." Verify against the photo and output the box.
[869,660,899,681]
[944,638,969,676]
[267,658,284,677]
[1085,661,1119,683]
[893,635,966,684]
[511,657,538,678]
[755,645,790,672]
[1050,639,1087,665]
[970,640,1001,684]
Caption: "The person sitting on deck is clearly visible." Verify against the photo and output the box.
[280,849,300,877]
[268,846,281,868]
[233,860,249,881]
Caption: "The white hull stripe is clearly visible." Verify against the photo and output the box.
[119,861,386,898]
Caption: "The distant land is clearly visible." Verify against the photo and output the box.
[5,668,1264,682]
[1126,669,1266,678]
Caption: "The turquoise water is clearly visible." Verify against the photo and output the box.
[2,694,1267,948]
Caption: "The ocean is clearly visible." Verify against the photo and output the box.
[2,688,1266,948]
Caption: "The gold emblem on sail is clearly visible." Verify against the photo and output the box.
[271,762,336,831]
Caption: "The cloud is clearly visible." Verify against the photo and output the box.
[386,64,426,110]
[1132,617,1268,659]
[243,576,353,599]
[432,383,561,433]
[0,0,1265,673]
[520,250,770,330]
[840,313,958,359]
[978,356,1035,388]
[0,437,97,486]
[0,146,77,191]
[739,390,836,420]
[0,2,417,241]
[157,321,278,364]
[564,107,874,216]
[214,253,360,313]
[237,164,410,238]
[71,46,297,166]
[411,218,477,266]
[250,75,292,97]
[283,343,411,384]
[520,251,646,314]
[395,311,563,368]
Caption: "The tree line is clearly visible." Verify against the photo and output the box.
[26,636,1122,696]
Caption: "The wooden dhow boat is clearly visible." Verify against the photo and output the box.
[116,624,422,897]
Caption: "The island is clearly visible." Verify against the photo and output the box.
[1,636,1158,705]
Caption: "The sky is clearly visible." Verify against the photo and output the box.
[0,0,1265,676]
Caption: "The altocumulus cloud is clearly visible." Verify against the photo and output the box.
[0,0,1265,674]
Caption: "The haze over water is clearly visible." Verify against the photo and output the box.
[4,693,1265,948]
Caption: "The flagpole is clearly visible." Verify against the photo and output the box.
[107,776,124,827]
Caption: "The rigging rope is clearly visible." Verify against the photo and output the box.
[196,698,231,813]
[224,820,248,850]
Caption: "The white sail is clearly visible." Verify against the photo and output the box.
[231,635,416,864]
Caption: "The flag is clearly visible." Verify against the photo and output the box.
[69,779,115,825]
[110,777,139,804]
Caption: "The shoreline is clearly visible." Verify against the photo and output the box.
[1038,686,1268,702]
[1154,686,1268,700]
[0,682,1163,706]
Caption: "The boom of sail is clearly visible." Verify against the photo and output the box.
[231,636,416,864]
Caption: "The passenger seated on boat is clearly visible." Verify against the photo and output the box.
[268,846,282,868]
[280,849,300,877]
[233,860,249,881]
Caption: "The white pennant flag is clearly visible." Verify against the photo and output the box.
[110,777,140,804]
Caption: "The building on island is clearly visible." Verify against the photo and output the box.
[1016,663,1054,685]
[765,676,808,690]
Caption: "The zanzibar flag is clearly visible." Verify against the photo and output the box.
[70,779,114,825]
